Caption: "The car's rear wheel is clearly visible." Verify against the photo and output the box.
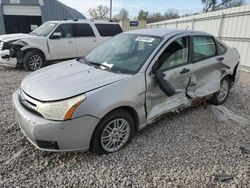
[23,51,45,71]
[209,76,231,105]
[90,109,134,155]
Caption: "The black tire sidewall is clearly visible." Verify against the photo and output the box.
[23,51,45,71]
[90,109,134,155]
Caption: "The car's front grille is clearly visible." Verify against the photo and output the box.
[19,89,43,117]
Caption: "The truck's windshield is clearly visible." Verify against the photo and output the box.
[30,22,58,37]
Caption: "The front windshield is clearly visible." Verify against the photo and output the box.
[85,34,162,74]
[30,22,58,36]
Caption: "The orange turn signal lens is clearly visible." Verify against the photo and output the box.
[63,100,83,121]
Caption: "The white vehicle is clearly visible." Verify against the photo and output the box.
[0,20,122,71]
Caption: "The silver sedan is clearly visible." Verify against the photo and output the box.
[13,29,241,154]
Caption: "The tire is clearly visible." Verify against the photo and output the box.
[23,51,45,71]
[90,109,134,155]
[209,76,231,105]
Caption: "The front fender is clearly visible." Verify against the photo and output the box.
[21,45,49,60]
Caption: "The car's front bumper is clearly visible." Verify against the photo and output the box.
[12,91,100,152]
[0,50,17,67]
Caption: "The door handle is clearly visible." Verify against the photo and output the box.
[217,57,224,62]
[180,68,190,74]
[93,39,97,42]
[68,41,73,44]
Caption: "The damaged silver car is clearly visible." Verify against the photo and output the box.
[13,29,241,154]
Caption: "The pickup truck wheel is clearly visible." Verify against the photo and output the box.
[209,76,231,105]
[23,51,45,71]
[90,109,134,155]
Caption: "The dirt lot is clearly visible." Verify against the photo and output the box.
[0,66,250,187]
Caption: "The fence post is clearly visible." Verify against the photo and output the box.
[176,20,178,28]
[218,13,224,38]
[192,18,195,30]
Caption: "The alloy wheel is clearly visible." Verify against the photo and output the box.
[217,79,229,102]
[29,55,43,70]
[101,118,130,153]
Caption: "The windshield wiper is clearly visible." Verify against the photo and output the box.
[77,57,111,70]
[88,62,111,70]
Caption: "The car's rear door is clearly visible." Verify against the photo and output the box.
[48,24,77,60]
[145,35,193,121]
[186,35,228,98]
[73,23,97,57]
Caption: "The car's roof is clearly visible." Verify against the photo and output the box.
[48,19,120,25]
[125,29,212,37]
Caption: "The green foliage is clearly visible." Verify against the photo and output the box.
[137,9,180,23]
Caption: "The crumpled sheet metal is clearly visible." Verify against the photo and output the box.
[147,93,189,120]
[210,105,250,126]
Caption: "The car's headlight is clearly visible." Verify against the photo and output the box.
[37,94,86,121]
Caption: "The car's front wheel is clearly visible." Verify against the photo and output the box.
[209,76,231,105]
[90,109,134,155]
[23,51,45,71]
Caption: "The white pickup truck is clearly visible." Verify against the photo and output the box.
[0,20,122,71]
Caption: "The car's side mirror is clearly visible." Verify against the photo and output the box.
[154,70,176,97]
[50,32,62,39]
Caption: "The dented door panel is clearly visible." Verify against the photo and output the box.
[145,35,192,122]
[187,57,222,98]
[146,65,192,121]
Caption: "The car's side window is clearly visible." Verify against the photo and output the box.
[53,24,73,38]
[192,36,216,62]
[159,37,189,71]
[73,24,95,37]
[95,24,122,37]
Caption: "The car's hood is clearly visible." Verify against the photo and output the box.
[21,60,130,101]
[0,33,30,42]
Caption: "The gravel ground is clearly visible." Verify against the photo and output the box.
[0,66,250,188]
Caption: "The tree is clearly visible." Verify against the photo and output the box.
[118,8,129,20]
[201,0,245,12]
[88,5,110,20]
[137,10,149,21]
[164,9,180,19]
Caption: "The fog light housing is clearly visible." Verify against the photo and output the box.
[36,140,59,150]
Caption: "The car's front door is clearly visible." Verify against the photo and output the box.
[48,24,77,60]
[146,36,193,121]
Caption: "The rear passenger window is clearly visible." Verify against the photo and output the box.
[95,24,122,37]
[192,36,216,62]
[73,24,95,37]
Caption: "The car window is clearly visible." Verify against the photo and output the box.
[95,24,123,37]
[193,36,216,62]
[73,24,95,37]
[159,37,189,71]
[53,24,73,38]
[30,22,57,36]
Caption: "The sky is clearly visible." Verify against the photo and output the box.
[58,0,250,19]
